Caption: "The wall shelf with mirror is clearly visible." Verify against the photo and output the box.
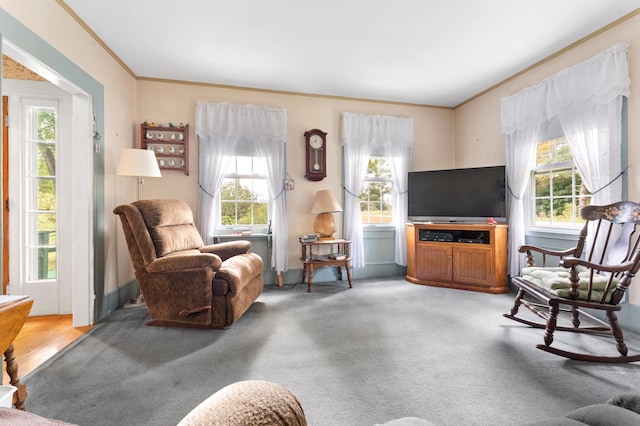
[140,123,189,175]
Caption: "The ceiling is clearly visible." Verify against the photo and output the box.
[61,0,640,107]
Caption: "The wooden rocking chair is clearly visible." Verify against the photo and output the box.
[504,201,640,363]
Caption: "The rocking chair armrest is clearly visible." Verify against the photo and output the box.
[559,257,636,274]
[147,253,223,273]
[518,244,578,257]
[199,240,251,261]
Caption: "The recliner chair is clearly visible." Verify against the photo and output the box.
[113,199,264,329]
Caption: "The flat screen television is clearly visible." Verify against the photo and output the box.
[407,166,507,223]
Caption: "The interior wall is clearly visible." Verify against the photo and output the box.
[453,12,640,303]
[0,0,138,299]
[136,80,455,272]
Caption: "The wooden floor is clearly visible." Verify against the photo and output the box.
[2,315,92,385]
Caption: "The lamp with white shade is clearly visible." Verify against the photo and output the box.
[116,148,162,200]
[116,148,162,308]
[310,190,343,240]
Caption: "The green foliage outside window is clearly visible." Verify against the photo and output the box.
[532,137,590,228]
[220,178,268,226]
[35,109,57,278]
[219,156,269,227]
[36,110,57,232]
[360,158,393,224]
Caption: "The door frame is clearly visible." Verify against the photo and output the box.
[0,26,101,327]
[2,95,7,295]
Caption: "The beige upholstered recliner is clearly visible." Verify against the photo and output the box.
[113,199,264,329]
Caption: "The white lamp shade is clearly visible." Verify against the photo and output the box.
[116,149,162,177]
[310,190,342,214]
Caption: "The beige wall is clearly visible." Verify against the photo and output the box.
[0,0,138,294]
[136,80,454,269]
[453,12,640,303]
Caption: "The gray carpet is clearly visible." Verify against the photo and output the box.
[22,278,640,425]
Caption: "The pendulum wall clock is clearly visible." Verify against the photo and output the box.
[304,129,327,181]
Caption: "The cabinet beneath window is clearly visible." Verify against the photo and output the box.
[406,222,508,293]
[140,123,189,175]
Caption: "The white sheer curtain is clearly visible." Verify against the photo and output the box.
[341,112,414,268]
[503,126,542,277]
[557,100,624,206]
[501,43,630,276]
[195,101,289,273]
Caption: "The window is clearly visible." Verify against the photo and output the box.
[360,157,393,224]
[529,136,591,228]
[219,156,269,228]
[24,102,58,281]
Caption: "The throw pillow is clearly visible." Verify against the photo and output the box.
[565,403,640,426]
[606,389,640,414]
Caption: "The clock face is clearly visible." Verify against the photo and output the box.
[309,134,324,149]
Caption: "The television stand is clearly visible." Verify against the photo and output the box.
[405,222,508,293]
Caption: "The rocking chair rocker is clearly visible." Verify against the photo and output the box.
[504,201,640,363]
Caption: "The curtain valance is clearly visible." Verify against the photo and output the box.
[501,43,630,136]
[341,112,414,150]
[195,101,287,153]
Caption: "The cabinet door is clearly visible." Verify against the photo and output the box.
[416,243,452,281]
[452,245,494,287]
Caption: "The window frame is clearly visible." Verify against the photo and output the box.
[24,100,59,283]
[525,136,591,232]
[360,156,394,226]
[216,155,270,232]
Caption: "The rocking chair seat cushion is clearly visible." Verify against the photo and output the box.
[520,266,616,301]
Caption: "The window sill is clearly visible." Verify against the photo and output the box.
[213,233,272,248]
[525,226,580,241]
[214,233,271,238]
[363,224,395,229]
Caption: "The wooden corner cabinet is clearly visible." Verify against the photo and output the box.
[140,123,189,175]
[406,222,508,294]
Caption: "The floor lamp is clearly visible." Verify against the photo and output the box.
[116,148,162,307]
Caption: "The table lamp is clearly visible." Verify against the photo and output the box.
[310,190,342,240]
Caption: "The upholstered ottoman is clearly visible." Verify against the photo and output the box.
[0,408,77,425]
[178,380,306,426]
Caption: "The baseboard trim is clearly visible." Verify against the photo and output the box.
[102,279,139,320]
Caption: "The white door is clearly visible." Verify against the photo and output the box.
[8,86,71,316]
